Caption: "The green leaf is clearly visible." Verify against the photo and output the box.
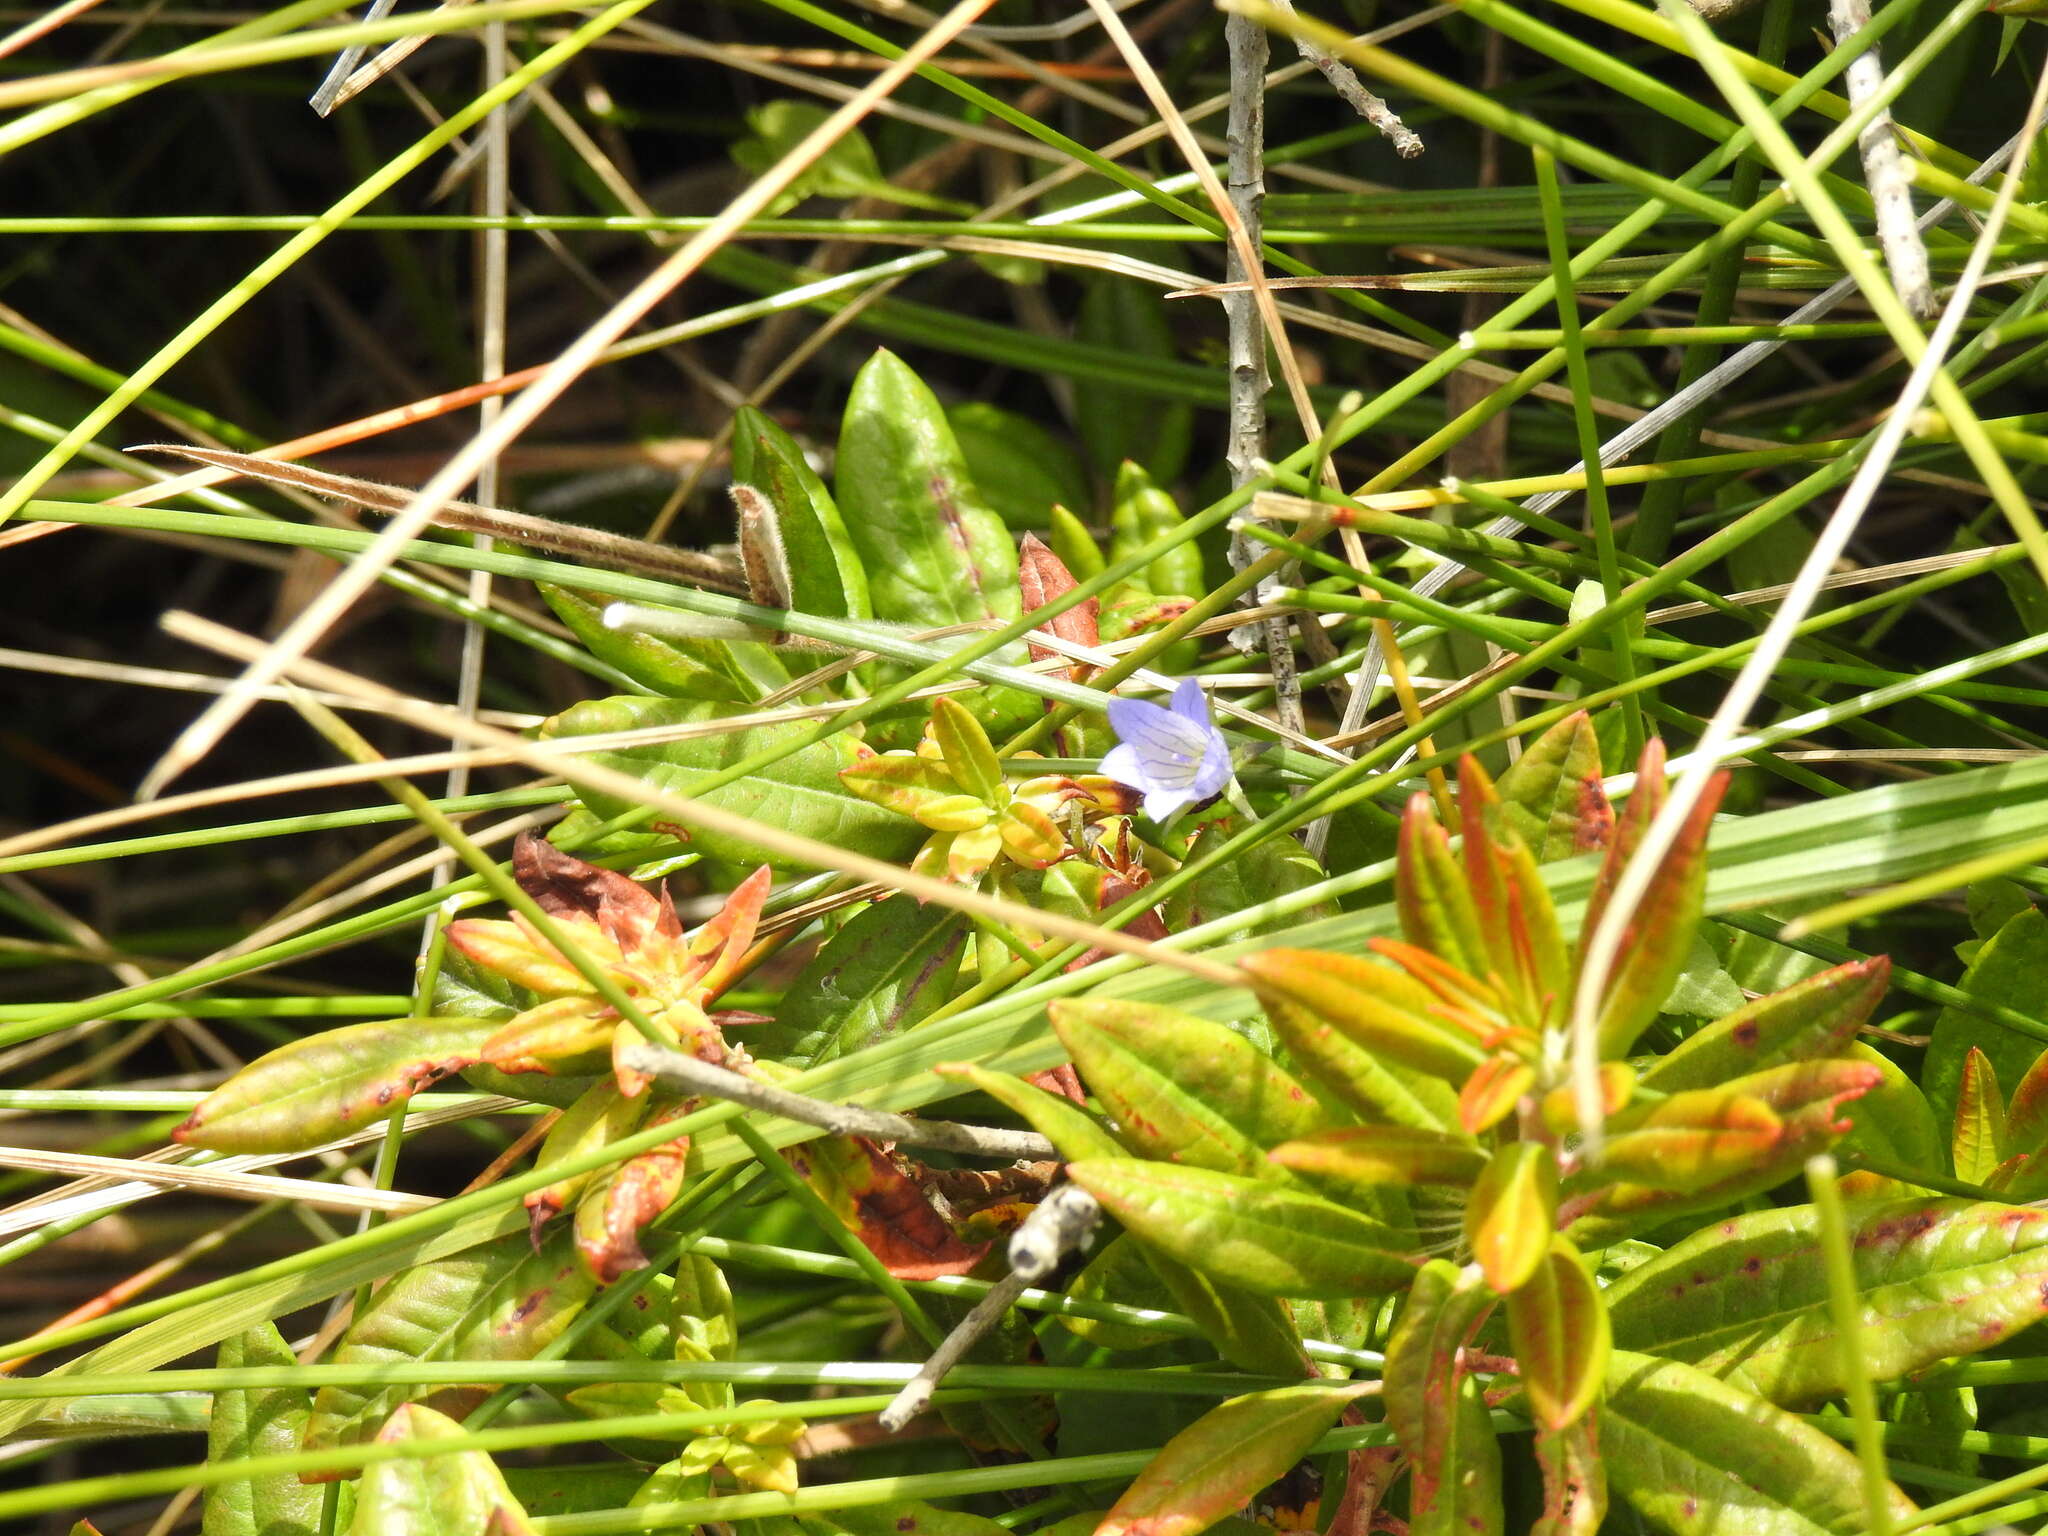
[1049,998,1327,1178]
[1262,996,1461,1134]
[1465,1141,1557,1294]
[1953,1047,2009,1184]
[1926,906,2048,1115]
[1530,1415,1606,1536]
[1641,956,1891,1094]
[1166,822,1335,945]
[537,583,744,700]
[174,1016,496,1154]
[1384,1260,1502,1536]
[1066,1159,1418,1300]
[1266,1125,1488,1191]
[835,349,1021,631]
[1600,1351,1914,1536]
[308,1230,597,1453]
[1095,1383,1375,1536]
[1606,1198,2048,1404]
[809,1500,1012,1536]
[202,1324,324,1536]
[1394,794,1489,980]
[769,896,967,1064]
[948,401,1090,531]
[935,1059,1126,1161]
[1239,949,1488,1085]
[1061,1233,1184,1351]
[732,404,870,623]
[1834,1042,1946,1193]
[1073,277,1192,484]
[1109,461,1204,602]
[2005,1043,2048,1155]
[542,695,921,873]
[930,696,1003,803]
[730,99,887,213]
[1506,1238,1608,1432]
[347,1403,534,1536]
[1492,709,1612,862]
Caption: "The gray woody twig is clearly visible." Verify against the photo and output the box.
[879,1183,1102,1432]
[1829,0,1934,319]
[1266,0,1423,158]
[613,1043,1057,1162]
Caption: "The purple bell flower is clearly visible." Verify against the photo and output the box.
[1102,677,1233,825]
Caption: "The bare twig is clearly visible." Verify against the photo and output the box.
[1264,0,1421,158]
[613,1043,1057,1162]
[879,1183,1101,1432]
[1828,0,1933,319]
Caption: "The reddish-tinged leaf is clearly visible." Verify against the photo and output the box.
[795,1136,991,1280]
[1465,1142,1557,1294]
[443,916,592,997]
[841,754,975,824]
[1953,1047,2009,1184]
[935,1061,1126,1162]
[525,1080,649,1240]
[573,1098,693,1283]
[686,865,773,1001]
[1066,1159,1419,1299]
[1267,1126,1487,1190]
[347,1404,534,1535]
[1506,1238,1608,1431]
[175,1017,496,1154]
[1050,998,1326,1178]
[1240,949,1488,1084]
[2005,1046,2048,1155]
[1458,756,1568,1027]
[1539,1063,1635,1134]
[307,1233,597,1456]
[1384,1260,1501,1536]
[479,997,615,1078]
[513,832,671,957]
[998,800,1069,868]
[1572,1060,1880,1240]
[1395,792,1488,977]
[1459,1053,1536,1136]
[1093,1383,1374,1536]
[1580,746,1727,1056]
[1493,709,1612,861]
[1642,956,1892,1094]
[1263,996,1462,1133]
[1529,1416,1607,1536]
[1599,1091,1783,1192]
[1019,533,1100,680]
[1368,939,1511,1037]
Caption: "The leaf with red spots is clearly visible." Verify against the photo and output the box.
[798,1135,991,1280]
[1606,1198,2048,1405]
[1019,532,1100,680]
[524,1080,649,1243]
[1640,955,1891,1095]
[1571,1059,1880,1241]
[1093,1383,1376,1536]
[1529,1413,1606,1536]
[1600,1351,1913,1536]
[1493,709,1612,861]
[173,1015,497,1154]
[348,1403,536,1535]
[306,1231,597,1458]
[1049,998,1327,1179]
[1384,1260,1502,1536]
[1066,1159,1418,1300]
